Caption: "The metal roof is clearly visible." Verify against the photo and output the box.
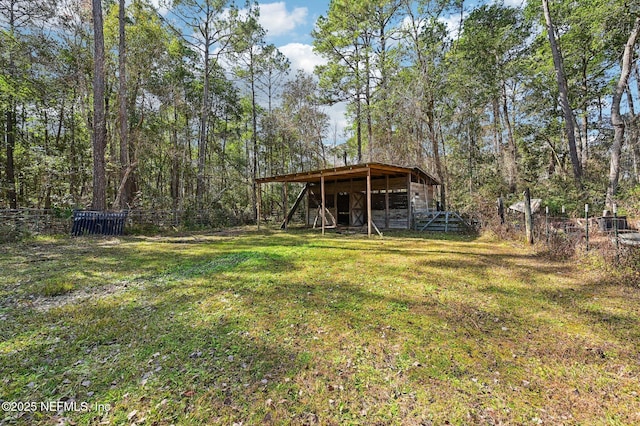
[256,162,441,185]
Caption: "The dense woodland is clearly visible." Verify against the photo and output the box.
[1,0,640,224]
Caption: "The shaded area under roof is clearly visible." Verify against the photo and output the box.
[255,162,441,185]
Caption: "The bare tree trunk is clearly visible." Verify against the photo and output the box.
[542,0,582,183]
[627,72,639,184]
[70,100,78,203]
[579,115,588,169]
[438,124,449,210]
[5,104,17,209]
[502,83,517,193]
[426,97,444,207]
[355,44,362,163]
[492,97,502,169]
[196,55,209,206]
[356,89,362,163]
[91,0,107,210]
[365,50,373,161]
[251,55,258,221]
[580,57,589,169]
[524,188,534,245]
[606,17,640,209]
[112,161,138,210]
[117,0,130,209]
[196,10,212,208]
[633,128,640,183]
[5,3,17,209]
[170,92,180,208]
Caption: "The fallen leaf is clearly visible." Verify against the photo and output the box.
[127,410,138,421]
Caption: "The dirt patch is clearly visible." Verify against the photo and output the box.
[24,280,143,312]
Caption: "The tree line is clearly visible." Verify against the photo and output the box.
[1,0,639,223]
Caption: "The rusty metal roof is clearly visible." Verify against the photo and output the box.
[256,162,441,185]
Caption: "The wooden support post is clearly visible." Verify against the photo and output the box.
[367,168,372,237]
[371,219,383,237]
[349,178,353,226]
[282,184,309,230]
[283,182,288,230]
[407,173,412,230]
[321,175,326,235]
[385,175,390,229]
[306,188,310,226]
[334,186,337,227]
[257,183,261,230]
[423,183,428,212]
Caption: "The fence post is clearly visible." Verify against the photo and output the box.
[614,203,619,261]
[585,204,589,252]
[545,206,549,244]
[523,188,534,245]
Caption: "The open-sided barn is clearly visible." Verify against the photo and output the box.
[256,162,442,236]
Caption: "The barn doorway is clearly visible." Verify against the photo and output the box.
[351,192,366,226]
[337,192,350,226]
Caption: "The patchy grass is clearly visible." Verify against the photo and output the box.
[1,229,639,425]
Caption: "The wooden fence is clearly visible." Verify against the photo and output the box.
[0,209,72,235]
[0,209,233,236]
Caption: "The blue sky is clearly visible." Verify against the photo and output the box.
[255,1,526,74]
[255,1,328,74]
[251,0,526,141]
[153,0,348,135]
[153,1,329,74]
[155,0,524,141]
[250,1,350,140]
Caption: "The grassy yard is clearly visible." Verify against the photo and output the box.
[1,229,639,425]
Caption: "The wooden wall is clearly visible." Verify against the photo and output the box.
[305,177,436,229]
[410,182,435,211]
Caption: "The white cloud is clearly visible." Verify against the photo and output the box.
[276,43,348,146]
[148,0,169,16]
[500,0,526,8]
[325,101,350,146]
[278,43,326,74]
[438,13,466,40]
[259,2,307,37]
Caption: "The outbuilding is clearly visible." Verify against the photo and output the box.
[256,162,442,236]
